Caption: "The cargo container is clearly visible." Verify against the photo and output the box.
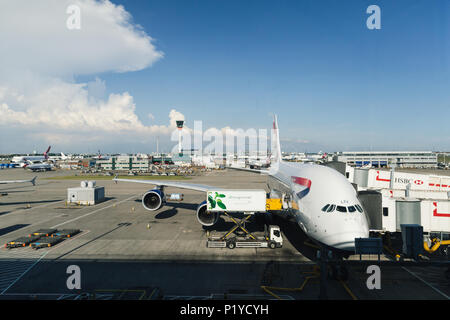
[206,189,267,213]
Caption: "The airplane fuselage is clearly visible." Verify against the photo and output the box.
[25,163,52,172]
[268,161,369,251]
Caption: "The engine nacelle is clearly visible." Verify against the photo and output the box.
[196,201,220,226]
[142,189,165,211]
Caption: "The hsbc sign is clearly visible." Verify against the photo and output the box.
[393,177,424,185]
[393,177,412,184]
[369,169,450,191]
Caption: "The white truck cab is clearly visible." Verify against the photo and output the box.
[268,225,283,248]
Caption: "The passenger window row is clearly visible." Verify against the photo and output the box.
[321,204,363,213]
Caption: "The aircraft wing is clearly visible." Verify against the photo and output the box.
[113,177,224,193]
[227,166,270,175]
[0,176,37,186]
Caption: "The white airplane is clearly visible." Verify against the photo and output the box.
[114,116,369,253]
[0,176,37,186]
[96,150,110,160]
[248,157,270,169]
[23,146,51,163]
[12,146,52,167]
[60,152,74,160]
[24,163,53,172]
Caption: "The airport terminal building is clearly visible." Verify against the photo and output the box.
[96,156,150,171]
[334,151,438,168]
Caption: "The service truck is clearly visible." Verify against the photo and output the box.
[207,224,283,249]
[205,189,283,249]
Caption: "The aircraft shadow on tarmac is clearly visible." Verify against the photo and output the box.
[273,216,319,261]
[0,199,62,206]
[203,213,319,261]
[153,203,199,219]
[0,224,30,236]
[201,215,267,234]
[133,200,319,260]
[154,208,178,219]
[132,200,199,220]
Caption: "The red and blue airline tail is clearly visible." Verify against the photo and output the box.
[291,176,312,199]
[44,146,51,159]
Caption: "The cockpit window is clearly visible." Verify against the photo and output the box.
[324,204,361,213]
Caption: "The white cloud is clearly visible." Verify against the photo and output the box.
[0,0,163,78]
[281,138,310,144]
[0,0,274,154]
[0,0,172,150]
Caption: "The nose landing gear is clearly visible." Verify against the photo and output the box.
[329,264,349,281]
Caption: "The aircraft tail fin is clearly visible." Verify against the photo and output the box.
[272,115,282,163]
[44,146,51,159]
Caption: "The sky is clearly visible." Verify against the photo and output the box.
[0,0,449,154]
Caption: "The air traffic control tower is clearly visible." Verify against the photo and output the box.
[176,120,184,156]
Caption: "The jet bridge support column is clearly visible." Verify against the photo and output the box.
[318,246,329,300]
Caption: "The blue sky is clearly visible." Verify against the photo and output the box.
[88,0,450,152]
[1,0,449,153]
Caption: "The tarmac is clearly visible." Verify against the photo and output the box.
[0,167,449,300]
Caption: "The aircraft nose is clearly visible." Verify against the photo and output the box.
[332,238,359,251]
[323,230,369,251]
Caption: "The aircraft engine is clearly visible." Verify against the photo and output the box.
[142,189,165,211]
[196,201,219,226]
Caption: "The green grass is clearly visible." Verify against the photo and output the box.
[43,175,191,181]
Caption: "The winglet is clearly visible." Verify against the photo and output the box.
[113,174,118,184]
[31,176,37,186]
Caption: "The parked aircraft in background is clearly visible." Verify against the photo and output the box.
[11,146,51,167]
[114,116,369,255]
[23,163,53,172]
[96,150,110,160]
